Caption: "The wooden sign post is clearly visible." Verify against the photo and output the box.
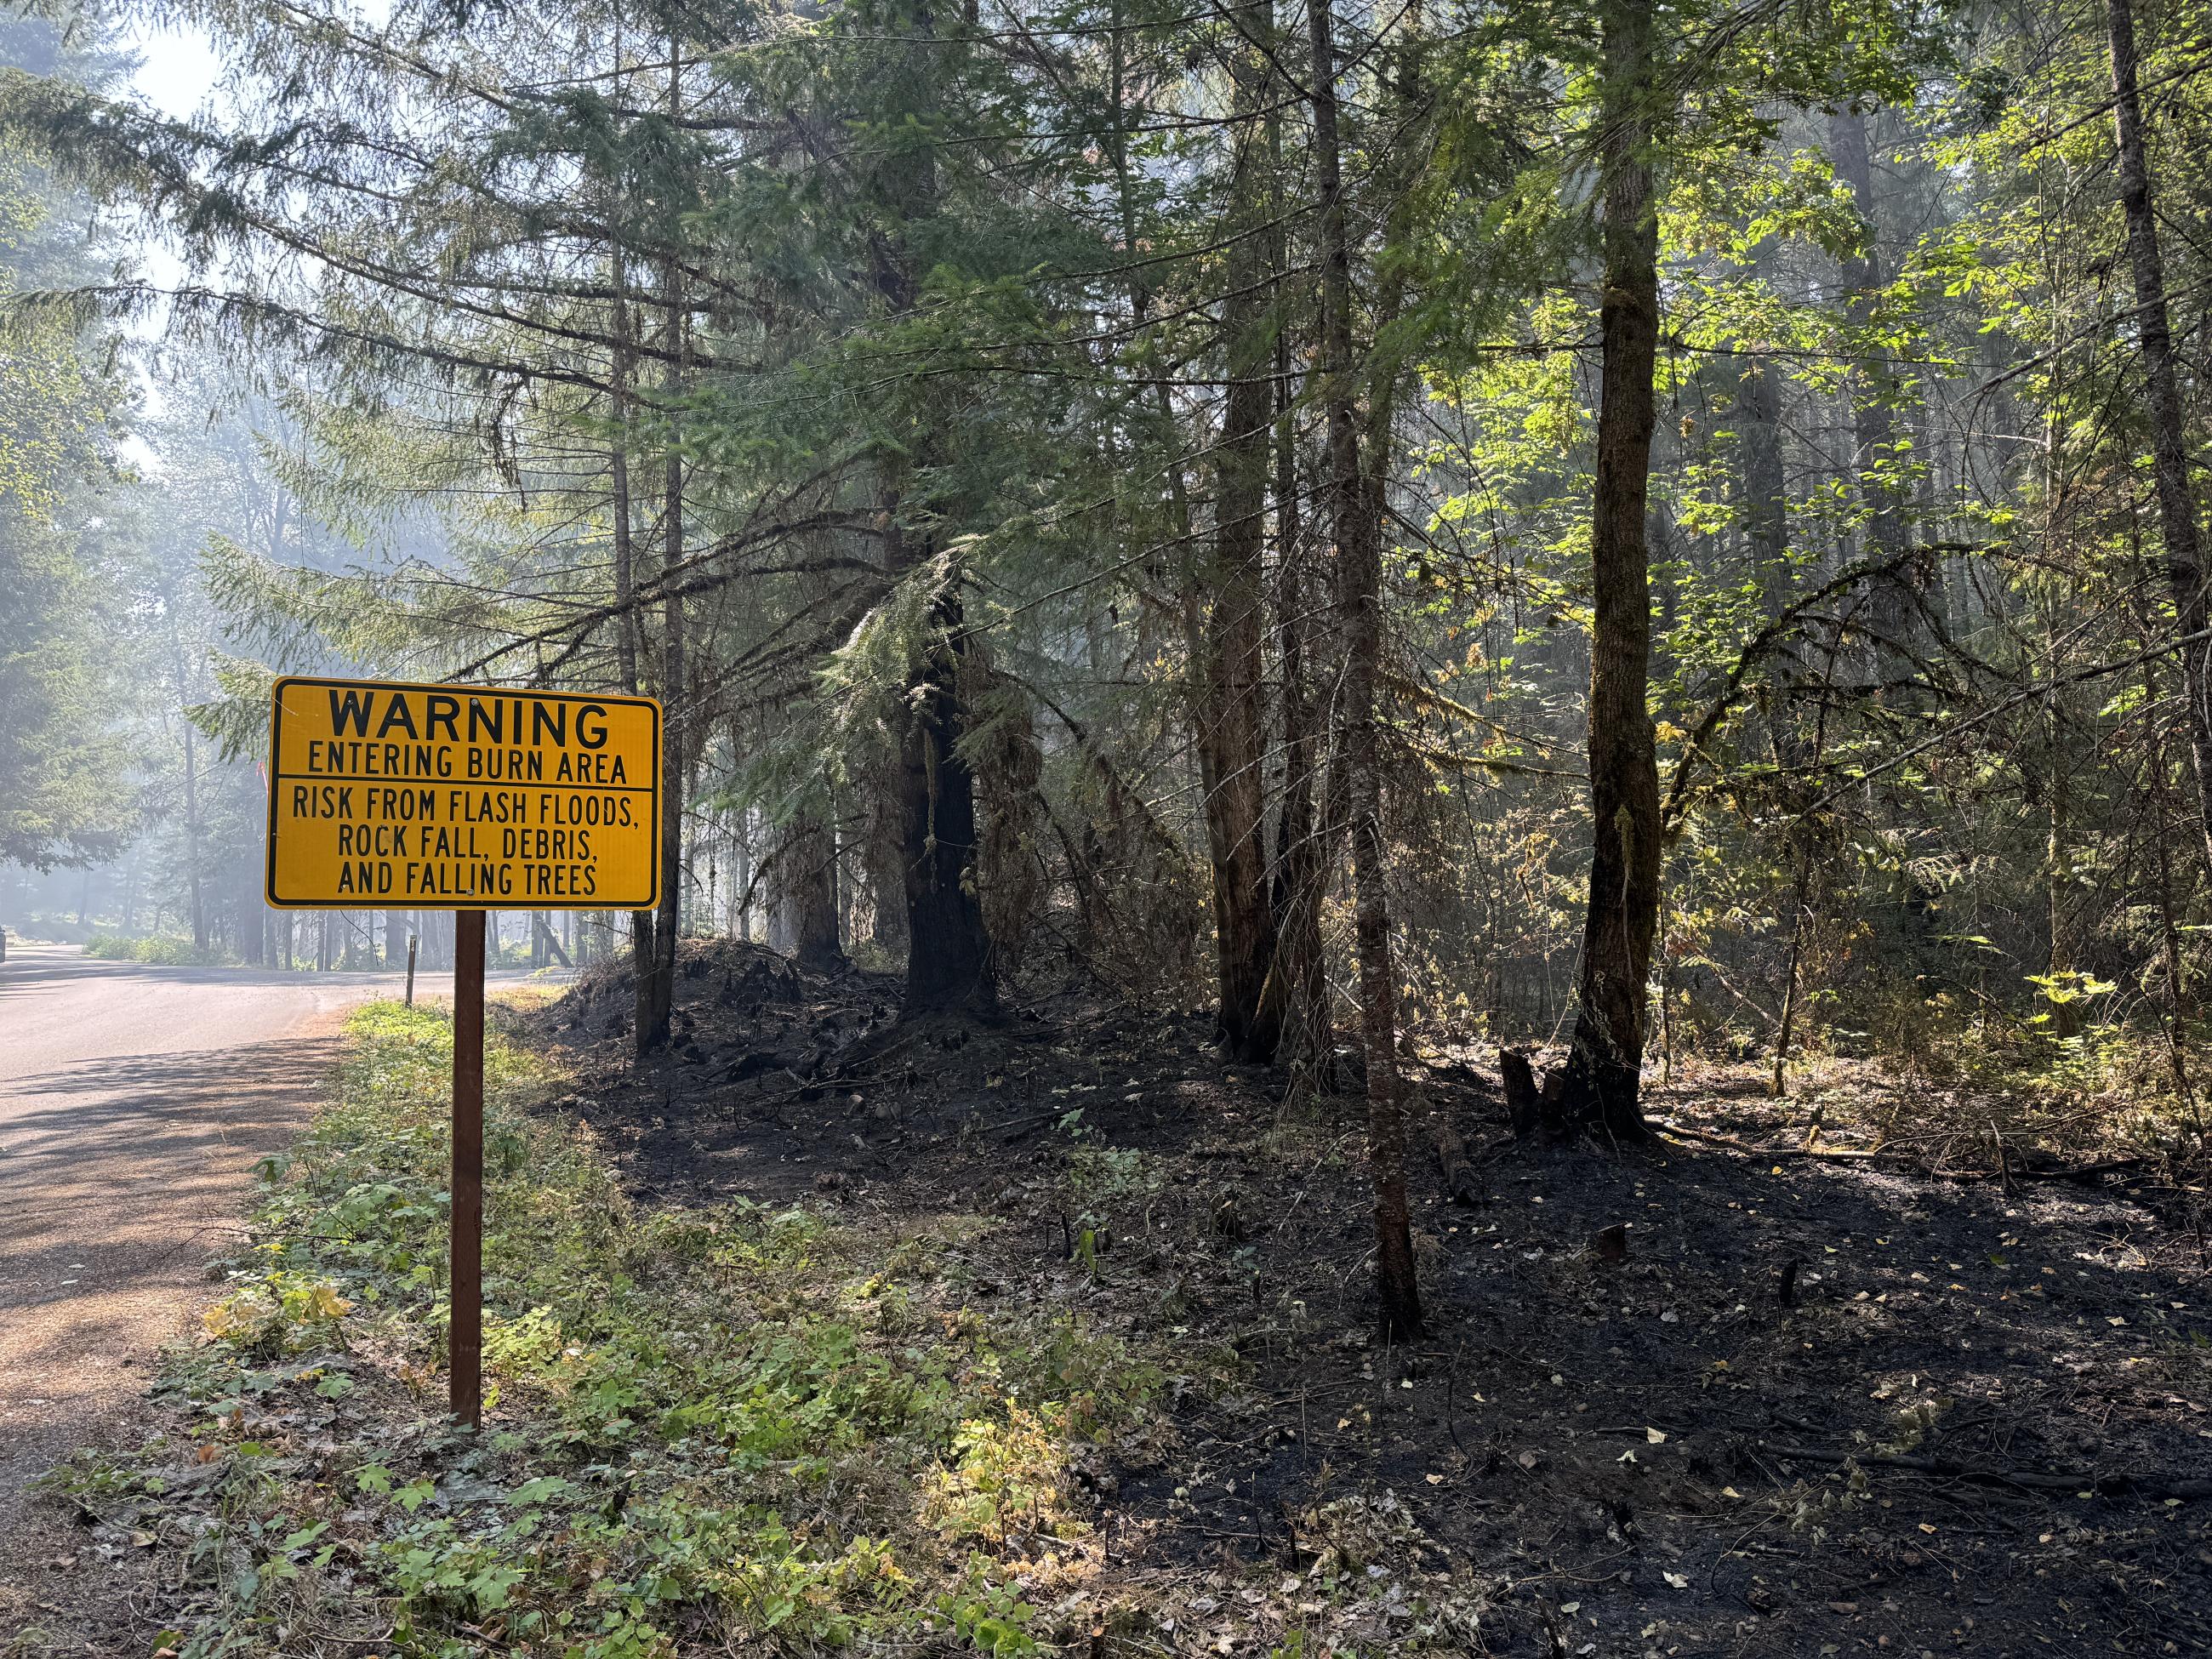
[451,909,485,1428]
[265,676,662,1429]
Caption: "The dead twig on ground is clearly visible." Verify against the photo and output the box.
[1757,1440,2212,1501]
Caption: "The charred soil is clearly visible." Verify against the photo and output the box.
[525,939,2212,1656]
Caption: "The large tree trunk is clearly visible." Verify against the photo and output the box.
[531,913,573,970]
[1263,457,1334,1071]
[1739,329,1815,1097]
[241,878,265,966]
[1195,9,1280,1063]
[643,437,686,1052]
[1559,0,1662,1143]
[733,818,755,943]
[864,6,994,1018]
[641,88,687,1056]
[1737,348,1789,618]
[1308,0,1421,1341]
[775,804,847,973]
[1258,46,1331,1075]
[899,585,995,1012]
[2107,0,2212,879]
[611,251,658,1046]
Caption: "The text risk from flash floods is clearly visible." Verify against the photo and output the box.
[265,676,664,910]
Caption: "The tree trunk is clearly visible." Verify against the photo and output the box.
[2107,0,2212,879]
[1195,8,1280,1063]
[1736,345,1797,755]
[181,721,205,953]
[735,818,755,944]
[1263,444,1334,1072]
[241,877,265,966]
[643,431,686,1052]
[610,248,659,1047]
[899,585,995,1012]
[778,805,847,973]
[1258,48,1331,1075]
[864,7,993,1018]
[1770,846,1811,1097]
[1827,107,1923,670]
[532,913,572,970]
[640,61,687,1057]
[865,796,905,961]
[1740,356,1787,579]
[767,858,795,955]
[1559,0,1662,1143]
[1308,0,1421,1340]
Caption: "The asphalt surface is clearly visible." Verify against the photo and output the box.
[0,943,540,1639]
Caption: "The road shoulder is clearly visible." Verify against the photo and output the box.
[0,1010,352,1652]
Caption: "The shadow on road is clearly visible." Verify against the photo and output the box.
[0,1035,348,1313]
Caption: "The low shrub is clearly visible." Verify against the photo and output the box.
[82,933,232,966]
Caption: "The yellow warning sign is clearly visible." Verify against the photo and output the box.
[265,676,662,909]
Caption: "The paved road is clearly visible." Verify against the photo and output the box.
[0,944,550,1639]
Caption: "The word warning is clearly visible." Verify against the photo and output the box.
[265,676,663,909]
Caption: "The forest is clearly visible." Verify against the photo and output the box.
[7,0,2212,1650]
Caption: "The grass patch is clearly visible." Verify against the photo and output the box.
[61,1001,1163,1657]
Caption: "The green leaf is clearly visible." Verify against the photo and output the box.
[394,1478,436,1514]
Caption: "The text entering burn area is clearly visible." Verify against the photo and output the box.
[268,681,661,908]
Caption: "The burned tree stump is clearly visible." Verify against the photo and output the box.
[1778,1255,1804,1308]
[1434,1124,1482,1205]
[1538,1069,1574,1137]
[1502,1050,1542,1135]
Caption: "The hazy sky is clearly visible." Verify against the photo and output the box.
[127,21,221,121]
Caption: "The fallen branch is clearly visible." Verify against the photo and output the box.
[1758,1440,2212,1502]
[1652,1120,1886,1161]
[993,1106,1074,1143]
[1651,1121,2145,1184]
[1929,1155,2149,1185]
[752,1033,921,1103]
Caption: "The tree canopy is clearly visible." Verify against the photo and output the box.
[10,0,2212,1321]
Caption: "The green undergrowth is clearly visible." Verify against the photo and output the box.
[1819,971,2212,1162]
[82,932,237,966]
[61,1001,1166,1657]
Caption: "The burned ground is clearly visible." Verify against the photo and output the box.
[527,938,2212,1657]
